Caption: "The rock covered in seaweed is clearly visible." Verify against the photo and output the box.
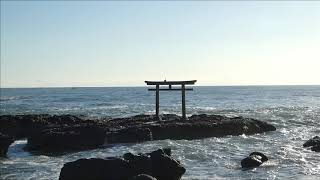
[59,148,185,180]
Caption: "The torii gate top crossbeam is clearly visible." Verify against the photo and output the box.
[145,80,197,85]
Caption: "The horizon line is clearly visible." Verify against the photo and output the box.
[1,84,320,89]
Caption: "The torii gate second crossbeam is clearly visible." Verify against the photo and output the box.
[145,80,197,120]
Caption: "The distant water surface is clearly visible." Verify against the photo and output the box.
[0,86,320,179]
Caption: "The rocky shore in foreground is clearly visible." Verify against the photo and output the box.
[59,148,185,180]
[2,113,319,179]
[0,113,276,155]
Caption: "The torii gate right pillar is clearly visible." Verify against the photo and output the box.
[181,84,186,120]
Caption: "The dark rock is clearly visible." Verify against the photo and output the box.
[150,149,186,180]
[163,147,171,156]
[147,115,276,141]
[303,136,320,152]
[249,152,268,162]
[123,153,153,175]
[303,136,320,147]
[241,152,268,168]
[2,113,276,152]
[129,174,157,180]
[59,157,132,180]
[123,152,137,161]
[149,148,168,157]
[241,155,263,168]
[311,145,320,152]
[26,126,106,153]
[0,114,48,138]
[0,114,92,139]
[107,127,152,144]
[59,148,185,180]
[0,133,14,157]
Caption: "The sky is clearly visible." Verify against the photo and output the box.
[1,1,320,87]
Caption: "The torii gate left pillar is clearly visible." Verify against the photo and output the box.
[145,80,197,120]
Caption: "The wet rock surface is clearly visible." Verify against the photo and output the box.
[0,133,14,157]
[311,145,320,152]
[59,148,185,180]
[0,114,276,153]
[0,114,96,139]
[25,126,107,153]
[303,136,320,152]
[241,152,268,168]
[106,127,153,144]
[106,114,276,141]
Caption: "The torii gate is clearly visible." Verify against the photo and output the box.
[145,80,197,120]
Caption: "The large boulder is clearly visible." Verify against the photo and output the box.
[59,148,185,180]
[123,148,185,180]
[0,133,14,157]
[26,126,106,153]
[241,152,268,168]
[123,153,153,175]
[303,136,320,147]
[149,149,185,180]
[59,157,132,180]
[303,136,320,152]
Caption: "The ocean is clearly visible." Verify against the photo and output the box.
[0,86,320,179]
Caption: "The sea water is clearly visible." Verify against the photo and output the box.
[0,86,320,179]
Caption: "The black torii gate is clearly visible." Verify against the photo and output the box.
[145,80,197,120]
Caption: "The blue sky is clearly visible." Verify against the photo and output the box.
[1,1,320,87]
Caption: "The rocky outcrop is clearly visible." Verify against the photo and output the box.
[26,126,106,153]
[140,114,276,140]
[59,148,185,180]
[0,133,14,157]
[303,136,320,152]
[0,114,93,139]
[241,152,268,168]
[1,114,276,154]
[0,114,108,153]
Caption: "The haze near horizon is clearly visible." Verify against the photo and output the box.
[1,1,320,88]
